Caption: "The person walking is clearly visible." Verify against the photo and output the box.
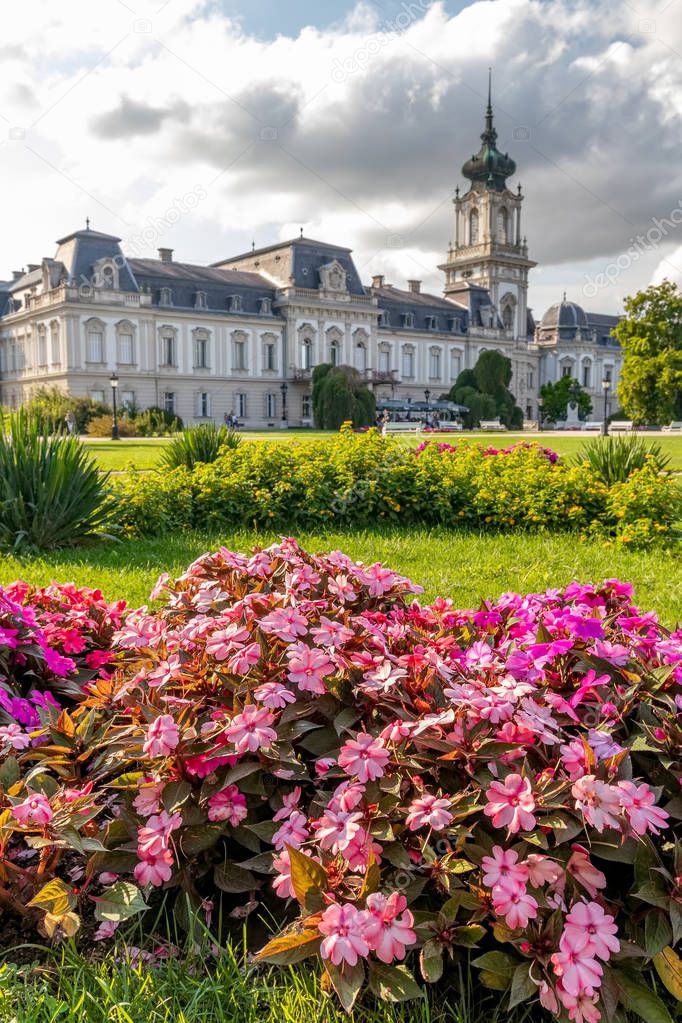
[65,410,77,436]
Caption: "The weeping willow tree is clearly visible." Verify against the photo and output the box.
[312,364,376,430]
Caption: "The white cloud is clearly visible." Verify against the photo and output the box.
[0,0,680,315]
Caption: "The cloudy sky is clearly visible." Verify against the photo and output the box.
[1,0,681,316]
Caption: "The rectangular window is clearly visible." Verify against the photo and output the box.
[118,333,134,364]
[379,349,390,372]
[90,389,105,404]
[236,392,246,418]
[264,343,276,371]
[266,392,277,418]
[37,333,47,367]
[233,341,247,371]
[450,352,461,381]
[87,331,104,363]
[528,369,534,389]
[163,391,175,414]
[197,391,210,418]
[302,395,312,419]
[161,336,175,366]
[50,328,60,365]
[194,338,208,369]
[604,368,612,383]
[582,366,590,388]
[561,365,571,378]
[429,350,441,379]
[402,350,414,378]
[121,390,135,409]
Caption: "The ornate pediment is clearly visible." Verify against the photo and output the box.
[319,260,347,294]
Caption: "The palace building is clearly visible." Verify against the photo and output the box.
[0,86,622,427]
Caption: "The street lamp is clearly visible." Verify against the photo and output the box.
[424,388,431,405]
[601,377,611,436]
[280,381,288,424]
[110,372,120,441]
[406,396,412,422]
[537,395,544,432]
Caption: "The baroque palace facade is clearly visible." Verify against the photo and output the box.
[0,91,623,427]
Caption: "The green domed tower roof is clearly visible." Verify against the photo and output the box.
[461,71,516,192]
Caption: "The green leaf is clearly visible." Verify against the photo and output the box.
[472,952,517,980]
[325,961,365,1012]
[213,862,257,894]
[645,911,673,956]
[419,939,444,984]
[617,972,673,1023]
[368,962,421,1002]
[508,963,536,1010]
[0,756,20,788]
[92,881,147,923]
[178,823,225,856]
[451,924,485,948]
[161,781,192,814]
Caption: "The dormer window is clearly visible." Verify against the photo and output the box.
[378,309,390,327]
[194,291,207,309]
[258,296,272,315]
[402,312,414,328]
[101,266,115,289]
[229,294,243,313]
[425,315,437,330]
[159,287,173,306]
[448,316,461,332]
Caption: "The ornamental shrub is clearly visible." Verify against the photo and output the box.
[112,429,679,546]
[85,414,137,438]
[160,423,242,472]
[1,541,682,1023]
[573,435,672,486]
[0,410,118,551]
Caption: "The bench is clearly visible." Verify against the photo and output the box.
[479,419,506,431]
[609,421,634,432]
[582,421,603,431]
[382,422,422,436]
[433,423,463,432]
[523,421,538,432]
[662,421,682,433]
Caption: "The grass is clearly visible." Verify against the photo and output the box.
[1,527,680,623]
[0,945,541,1023]
[83,432,682,472]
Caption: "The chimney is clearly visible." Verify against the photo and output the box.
[12,270,22,280]
[407,279,421,293]
[27,263,39,273]
[371,274,385,289]
[158,248,173,263]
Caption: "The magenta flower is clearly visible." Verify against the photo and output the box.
[363,892,416,963]
[405,794,453,832]
[137,810,182,859]
[551,946,603,997]
[315,809,364,853]
[224,705,276,755]
[134,851,173,887]
[557,988,602,1023]
[484,774,536,833]
[338,732,390,783]
[562,902,619,961]
[143,715,180,757]
[318,902,370,967]
[207,785,248,825]
[617,780,669,836]
[492,886,538,929]
[12,792,53,826]
[272,810,309,850]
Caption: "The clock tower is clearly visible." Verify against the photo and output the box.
[440,73,536,340]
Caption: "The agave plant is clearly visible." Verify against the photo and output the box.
[573,433,671,485]
[0,409,117,551]
[159,422,242,471]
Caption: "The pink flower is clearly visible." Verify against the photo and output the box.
[526,854,564,888]
[315,809,364,853]
[272,810,309,850]
[338,733,390,783]
[137,810,182,859]
[481,846,529,889]
[207,785,248,825]
[405,794,453,832]
[318,902,370,967]
[492,886,538,929]
[562,902,620,961]
[551,948,603,997]
[133,780,164,817]
[93,920,119,941]
[260,606,308,643]
[253,682,296,709]
[143,715,180,757]
[566,846,607,898]
[617,781,669,836]
[484,774,536,833]
[571,776,621,833]
[224,705,277,755]
[134,851,173,887]
[0,723,30,750]
[227,643,261,675]
[273,787,302,822]
[363,892,416,963]
[12,792,53,826]
[286,643,334,695]
[558,989,602,1023]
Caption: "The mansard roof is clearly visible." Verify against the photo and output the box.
[374,284,468,333]
[127,258,281,315]
[128,258,277,290]
[217,236,367,296]
[54,228,139,292]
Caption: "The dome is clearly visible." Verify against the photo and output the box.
[461,78,516,192]
[540,297,589,330]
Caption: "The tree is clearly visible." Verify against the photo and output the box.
[615,279,682,425]
[447,350,523,428]
[23,386,111,433]
[311,364,376,430]
[539,377,592,423]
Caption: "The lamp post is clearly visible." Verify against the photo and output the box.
[424,388,431,405]
[110,372,120,441]
[601,377,611,436]
[537,396,543,432]
[280,381,288,424]
[406,396,412,422]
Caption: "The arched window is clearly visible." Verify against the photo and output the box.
[37,327,47,367]
[85,319,105,364]
[378,344,390,373]
[116,321,135,365]
[101,266,115,289]
[326,327,343,366]
[469,209,479,245]
[582,360,592,389]
[429,347,441,380]
[193,330,210,370]
[497,208,508,244]
[232,331,248,371]
[450,349,462,381]
[302,338,313,370]
[159,326,177,367]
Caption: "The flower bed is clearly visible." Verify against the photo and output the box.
[1,542,681,1022]
[113,429,680,546]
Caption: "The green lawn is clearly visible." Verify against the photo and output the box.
[2,527,680,623]
[83,432,682,472]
